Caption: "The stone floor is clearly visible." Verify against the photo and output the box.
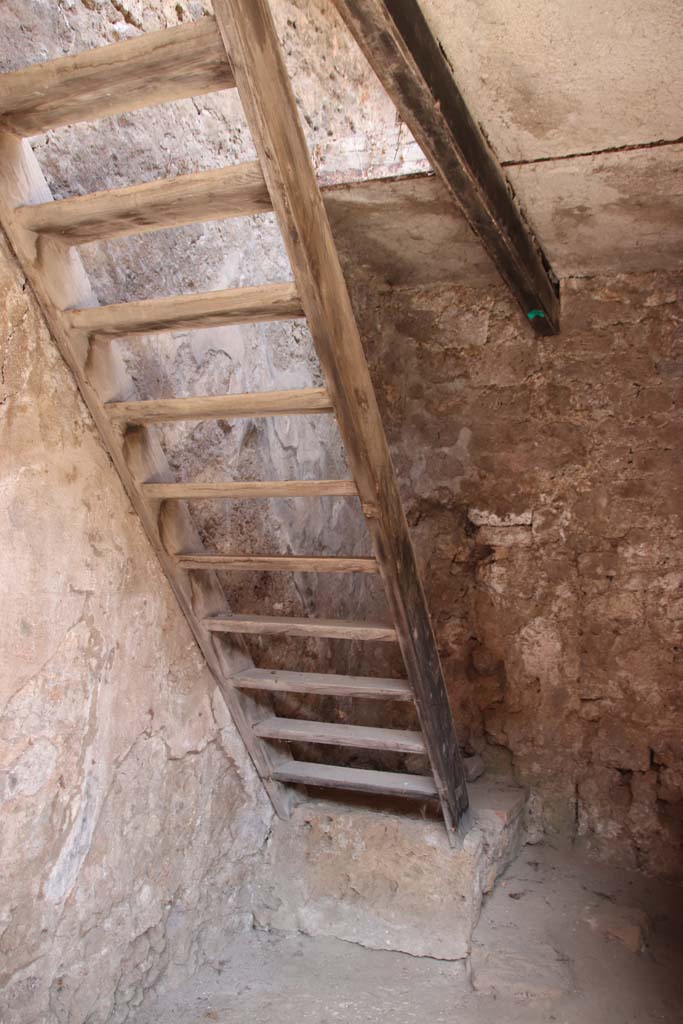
[133,841,683,1023]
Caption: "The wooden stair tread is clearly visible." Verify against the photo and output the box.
[254,717,425,754]
[67,281,303,338]
[106,387,333,423]
[16,162,271,244]
[143,479,357,500]
[233,668,412,700]
[0,18,234,137]
[178,554,378,573]
[271,760,438,799]
[205,614,397,641]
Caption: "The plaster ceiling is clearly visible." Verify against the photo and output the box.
[324,153,683,285]
[338,0,683,281]
[508,143,683,276]
[420,0,682,162]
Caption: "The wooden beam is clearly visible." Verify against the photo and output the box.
[106,387,333,423]
[272,760,438,799]
[213,0,468,834]
[142,479,357,500]
[177,554,379,573]
[16,162,271,245]
[0,131,293,817]
[233,668,412,700]
[254,717,426,754]
[67,280,303,337]
[0,18,235,137]
[331,0,560,335]
[205,614,398,642]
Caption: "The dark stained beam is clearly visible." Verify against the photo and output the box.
[331,0,561,335]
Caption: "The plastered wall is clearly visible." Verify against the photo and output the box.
[0,231,272,1024]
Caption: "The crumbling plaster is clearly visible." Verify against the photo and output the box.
[0,226,272,1023]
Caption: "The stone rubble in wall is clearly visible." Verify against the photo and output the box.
[347,267,683,881]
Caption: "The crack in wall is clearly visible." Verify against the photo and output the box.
[502,135,683,167]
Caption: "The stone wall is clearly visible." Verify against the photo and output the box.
[346,268,682,879]
[0,228,272,1023]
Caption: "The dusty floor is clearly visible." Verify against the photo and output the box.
[133,841,683,1023]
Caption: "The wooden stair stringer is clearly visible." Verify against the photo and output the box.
[213,0,469,837]
[0,132,294,818]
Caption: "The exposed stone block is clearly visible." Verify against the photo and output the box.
[253,781,528,960]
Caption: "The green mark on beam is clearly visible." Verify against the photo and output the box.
[527,309,546,320]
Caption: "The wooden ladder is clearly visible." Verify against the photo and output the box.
[0,1,469,839]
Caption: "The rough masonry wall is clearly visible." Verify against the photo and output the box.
[0,228,272,1024]
[346,268,683,879]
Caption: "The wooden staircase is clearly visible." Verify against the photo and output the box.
[0,1,469,839]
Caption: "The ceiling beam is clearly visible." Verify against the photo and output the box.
[332,0,560,335]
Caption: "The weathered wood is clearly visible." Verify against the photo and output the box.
[0,131,293,818]
[0,18,235,137]
[331,0,560,335]
[177,554,378,573]
[214,0,468,834]
[15,165,442,251]
[68,281,303,337]
[254,717,426,754]
[142,479,357,500]
[106,387,333,423]
[234,667,412,700]
[16,162,271,244]
[272,760,438,799]
[205,614,398,642]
